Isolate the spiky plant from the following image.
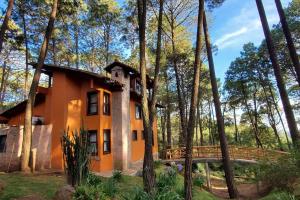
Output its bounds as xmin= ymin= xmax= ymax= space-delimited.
xmin=61 ymin=128 xmax=90 ymax=186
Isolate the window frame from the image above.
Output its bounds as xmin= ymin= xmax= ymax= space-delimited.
xmin=132 ymin=130 xmax=138 ymax=141
xmin=103 ymin=92 xmax=111 ymax=116
xmin=141 ymin=130 xmax=145 ymax=140
xmin=87 ymin=91 xmax=99 ymax=115
xmin=135 ymin=104 xmax=142 ymax=119
xmin=88 ymin=130 xmax=98 ymax=156
xmin=103 ymin=129 xmax=111 ymax=154
xmin=0 ymin=135 xmax=7 ymax=153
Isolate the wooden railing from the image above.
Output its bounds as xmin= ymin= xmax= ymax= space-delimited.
xmin=163 ymin=146 xmax=288 ymax=162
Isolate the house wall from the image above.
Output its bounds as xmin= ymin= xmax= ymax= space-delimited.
xmin=130 ymin=100 xmax=158 ymax=163
xmin=0 ymin=125 xmax=52 ymax=172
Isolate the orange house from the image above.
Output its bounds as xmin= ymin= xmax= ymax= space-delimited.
xmin=0 ymin=61 xmax=159 ymax=172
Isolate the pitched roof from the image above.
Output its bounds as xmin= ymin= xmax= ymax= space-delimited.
xmin=0 ymin=93 xmax=46 ymax=119
xmin=30 ymin=63 xmax=123 ymax=91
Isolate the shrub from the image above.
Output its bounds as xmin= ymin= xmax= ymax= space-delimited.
xmin=73 ymin=185 xmax=107 ymax=200
xmin=112 ymin=170 xmax=123 ymax=182
xmin=102 ymin=178 xmax=117 ymax=198
xmin=154 ymin=160 xmax=162 ymax=169
xmin=155 ymin=187 xmax=183 ymax=200
xmin=122 ymin=187 xmax=152 ymax=200
xmin=254 ymin=151 xmax=300 ymax=191
xmin=193 ymin=175 xmax=205 ymax=188
xmin=263 ymin=191 xmax=296 ymax=200
xmin=61 ymin=128 xmax=90 ymax=186
xmin=156 ymin=167 xmax=177 ymax=190
xmin=86 ymin=173 xmax=102 ymax=186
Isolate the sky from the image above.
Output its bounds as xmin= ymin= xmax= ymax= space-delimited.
xmin=208 ymin=0 xmax=292 ymax=83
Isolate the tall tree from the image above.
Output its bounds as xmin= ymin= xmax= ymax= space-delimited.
xmin=21 ymin=0 xmax=60 ymax=171
xmin=274 ymin=0 xmax=300 ymax=87
xmin=255 ymin=0 xmax=300 ymax=148
xmin=184 ymin=0 xmax=204 ymax=199
xmin=203 ymin=11 xmax=238 ymax=198
xmin=137 ymin=0 xmax=164 ymax=193
xmin=0 ymin=0 xmax=14 ymax=53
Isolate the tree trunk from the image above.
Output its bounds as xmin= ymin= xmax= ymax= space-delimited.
xmin=203 ymin=11 xmax=238 ymax=199
xmin=233 ymin=107 xmax=239 ymax=144
xmin=0 ymin=0 xmax=14 ymax=53
xmin=199 ymin=100 xmax=204 ymax=146
xmin=166 ymin=72 xmax=172 ymax=148
xmin=184 ymin=1 xmax=204 ymax=199
xmin=161 ymin=110 xmax=166 ymax=151
xmin=274 ymin=0 xmax=300 ymax=87
xmin=256 ymin=0 xmax=300 ymax=148
xmin=137 ymin=0 xmax=157 ymax=193
xmin=21 ymin=0 xmax=60 ymax=172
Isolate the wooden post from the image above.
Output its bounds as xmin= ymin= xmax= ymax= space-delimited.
xmin=205 ymin=162 xmax=211 ymax=191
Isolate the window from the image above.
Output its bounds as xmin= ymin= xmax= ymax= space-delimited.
xmin=87 ymin=91 xmax=98 ymax=115
xmin=135 ymin=104 xmax=142 ymax=119
xmin=88 ymin=130 xmax=98 ymax=156
xmin=132 ymin=130 xmax=138 ymax=141
xmin=0 ymin=135 xmax=7 ymax=153
xmin=103 ymin=129 xmax=111 ymax=154
xmin=141 ymin=131 xmax=145 ymax=140
xmin=103 ymin=92 xmax=110 ymax=115
xmin=135 ymin=79 xmax=141 ymax=94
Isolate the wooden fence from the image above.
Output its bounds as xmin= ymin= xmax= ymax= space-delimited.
xmin=163 ymin=146 xmax=288 ymax=162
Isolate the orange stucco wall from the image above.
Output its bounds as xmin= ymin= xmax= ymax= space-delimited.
xmin=6 ymin=70 xmax=158 ymax=172
xmin=130 ymin=100 xmax=158 ymax=162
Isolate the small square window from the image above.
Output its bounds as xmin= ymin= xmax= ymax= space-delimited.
xmin=132 ymin=130 xmax=138 ymax=141
xmin=135 ymin=104 xmax=142 ymax=119
xmin=88 ymin=130 xmax=98 ymax=156
xmin=103 ymin=129 xmax=111 ymax=154
xmin=0 ymin=135 xmax=7 ymax=153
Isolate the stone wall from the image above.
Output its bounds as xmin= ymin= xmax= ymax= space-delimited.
xmin=0 ymin=125 xmax=52 ymax=172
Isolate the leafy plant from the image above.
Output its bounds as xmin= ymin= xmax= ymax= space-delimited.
xmin=156 ymin=167 xmax=177 ymax=190
xmin=86 ymin=173 xmax=102 ymax=186
xmin=102 ymin=178 xmax=117 ymax=198
xmin=73 ymin=185 xmax=107 ymax=200
xmin=112 ymin=170 xmax=123 ymax=182
xmin=193 ymin=175 xmax=205 ymax=187
xmin=61 ymin=128 xmax=91 ymax=186
xmin=122 ymin=187 xmax=152 ymax=200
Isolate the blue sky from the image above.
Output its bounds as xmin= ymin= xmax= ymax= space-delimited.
xmin=208 ymin=0 xmax=292 ymax=83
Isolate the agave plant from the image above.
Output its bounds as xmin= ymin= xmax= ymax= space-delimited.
xmin=61 ymin=127 xmax=90 ymax=186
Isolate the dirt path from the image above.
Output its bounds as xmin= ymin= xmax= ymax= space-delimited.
xmin=209 ymin=178 xmax=271 ymax=199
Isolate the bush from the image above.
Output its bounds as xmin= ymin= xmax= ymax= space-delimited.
xmin=86 ymin=173 xmax=102 ymax=186
xmin=254 ymin=151 xmax=300 ymax=191
xmin=262 ymin=190 xmax=296 ymax=200
xmin=112 ymin=170 xmax=122 ymax=182
xmin=156 ymin=167 xmax=177 ymax=190
xmin=193 ymin=175 xmax=205 ymax=188
xmin=102 ymin=178 xmax=117 ymax=198
xmin=122 ymin=187 xmax=152 ymax=200
xmin=154 ymin=160 xmax=162 ymax=169
xmin=73 ymin=185 xmax=107 ymax=200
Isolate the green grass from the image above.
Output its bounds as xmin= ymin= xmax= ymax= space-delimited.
xmin=0 ymin=169 xmax=218 ymax=200
xmin=0 ymin=172 xmax=66 ymax=200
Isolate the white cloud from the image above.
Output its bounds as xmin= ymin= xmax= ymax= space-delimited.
xmin=212 ymin=0 xmax=291 ymax=50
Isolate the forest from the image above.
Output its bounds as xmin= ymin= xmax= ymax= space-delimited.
xmin=0 ymin=0 xmax=300 ymax=199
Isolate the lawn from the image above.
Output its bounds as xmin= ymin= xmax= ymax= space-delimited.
xmin=0 ymin=170 xmax=218 ymax=200
xmin=0 ymin=172 xmax=66 ymax=200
